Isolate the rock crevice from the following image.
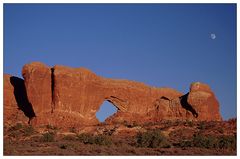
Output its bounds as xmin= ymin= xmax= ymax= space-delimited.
xmin=51 ymin=67 xmax=55 ymax=113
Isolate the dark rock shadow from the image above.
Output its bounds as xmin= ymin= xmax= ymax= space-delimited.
xmin=180 ymin=93 xmax=198 ymax=118
xmin=10 ymin=76 xmax=36 ymax=122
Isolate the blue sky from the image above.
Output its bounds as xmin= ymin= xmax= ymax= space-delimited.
xmin=4 ymin=4 xmax=236 ymax=121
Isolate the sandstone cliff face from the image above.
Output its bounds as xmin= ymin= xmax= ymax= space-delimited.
xmin=52 ymin=65 xmax=183 ymax=125
xmin=4 ymin=62 xmax=222 ymax=127
xmin=187 ymin=82 xmax=222 ymax=121
xmin=3 ymin=74 xmax=34 ymax=125
xmin=22 ymin=62 xmax=52 ymax=116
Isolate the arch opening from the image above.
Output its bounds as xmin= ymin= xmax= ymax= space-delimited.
xmin=96 ymin=101 xmax=118 ymax=122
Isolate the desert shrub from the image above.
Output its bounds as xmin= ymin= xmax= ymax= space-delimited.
xmin=123 ymin=120 xmax=139 ymax=128
xmin=8 ymin=123 xmax=35 ymax=138
xmin=123 ymin=120 xmax=128 ymax=126
xmin=94 ymin=135 xmax=112 ymax=146
xmin=143 ymin=122 xmax=154 ymax=127
xmin=69 ymin=127 xmax=77 ymax=133
xmin=227 ymin=118 xmax=236 ymax=124
xmin=46 ymin=124 xmax=57 ymax=130
xmin=41 ymin=132 xmax=55 ymax=142
xmin=77 ymin=133 xmax=95 ymax=144
xmin=77 ymin=133 xmax=112 ymax=146
xmin=217 ymin=127 xmax=224 ymax=134
xmin=59 ymin=144 xmax=67 ymax=149
xmin=125 ymin=121 xmax=138 ymax=128
xmin=132 ymin=121 xmax=139 ymax=127
xmin=164 ymin=120 xmax=173 ymax=126
xmin=122 ymin=120 xmax=139 ymax=128
xmin=103 ymin=127 xmax=116 ymax=136
xmin=179 ymin=140 xmax=193 ymax=148
xmin=177 ymin=134 xmax=214 ymax=148
xmin=8 ymin=123 xmax=23 ymax=131
xmin=136 ymin=130 xmax=171 ymax=148
xmin=8 ymin=131 xmax=19 ymax=138
xmin=8 ymin=123 xmax=23 ymax=138
xmin=23 ymin=125 xmax=35 ymax=136
xmin=192 ymin=134 xmax=218 ymax=149
xmin=218 ymin=136 xmax=236 ymax=150
xmin=198 ymin=122 xmax=206 ymax=130
xmin=182 ymin=134 xmax=237 ymax=150
xmin=186 ymin=120 xmax=193 ymax=127
xmin=193 ymin=135 xmax=236 ymax=150
xmin=63 ymin=135 xmax=76 ymax=141
xmin=174 ymin=120 xmax=182 ymax=126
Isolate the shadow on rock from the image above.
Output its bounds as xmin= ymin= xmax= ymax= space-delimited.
xmin=180 ymin=93 xmax=198 ymax=118
xmin=10 ymin=76 xmax=36 ymax=123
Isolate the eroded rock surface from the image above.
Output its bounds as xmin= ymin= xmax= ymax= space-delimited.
xmin=51 ymin=65 xmax=184 ymax=125
xmin=22 ymin=62 xmax=52 ymax=117
xmin=4 ymin=62 xmax=222 ymax=128
xmin=3 ymin=74 xmax=34 ymax=125
xmin=187 ymin=82 xmax=222 ymax=121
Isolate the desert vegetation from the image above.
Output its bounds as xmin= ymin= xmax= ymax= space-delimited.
xmin=136 ymin=130 xmax=171 ymax=148
xmin=4 ymin=119 xmax=236 ymax=155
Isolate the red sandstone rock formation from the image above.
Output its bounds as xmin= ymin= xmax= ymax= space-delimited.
xmin=3 ymin=74 xmax=32 ymax=125
xmin=22 ymin=62 xmax=52 ymax=118
xmin=187 ymin=82 xmax=222 ymax=121
xmin=3 ymin=62 xmax=222 ymax=127
xmin=52 ymin=65 xmax=183 ymax=125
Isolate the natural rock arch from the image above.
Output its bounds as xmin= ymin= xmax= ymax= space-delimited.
xmin=96 ymin=100 xmax=118 ymax=122
xmin=3 ymin=62 xmax=222 ymax=127
xmin=105 ymin=96 xmax=126 ymax=112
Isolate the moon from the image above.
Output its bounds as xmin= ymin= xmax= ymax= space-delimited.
xmin=210 ymin=33 xmax=216 ymax=39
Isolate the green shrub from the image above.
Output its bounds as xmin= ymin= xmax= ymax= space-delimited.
xmin=181 ymin=134 xmax=237 ymax=150
xmin=218 ymin=136 xmax=236 ymax=150
xmin=193 ymin=135 xmax=236 ymax=150
xmin=63 ymin=135 xmax=76 ymax=141
xmin=174 ymin=120 xmax=182 ymax=126
xmin=77 ymin=133 xmax=112 ymax=146
xmin=23 ymin=125 xmax=35 ymax=136
xmin=94 ymin=135 xmax=112 ymax=146
xmin=41 ymin=132 xmax=55 ymax=142
xmin=164 ymin=120 xmax=173 ymax=126
xmin=8 ymin=123 xmax=35 ymax=138
xmin=136 ymin=130 xmax=171 ymax=148
xmin=77 ymin=133 xmax=94 ymax=144
xmin=198 ymin=122 xmax=206 ymax=130
xmin=9 ymin=130 xmax=20 ymax=138
xmin=186 ymin=120 xmax=193 ymax=127
xmin=179 ymin=140 xmax=193 ymax=147
xmin=8 ymin=123 xmax=23 ymax=138
xmin=8 ymin=123 xmax=23 ymax=131
xmin=192 ymin=134 xmax=218 ymax=148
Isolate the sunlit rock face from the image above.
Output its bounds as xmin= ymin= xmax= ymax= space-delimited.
xmin=187 ymin=82 xmax=222 ymax=121
xmin=4 ymin=62 xmax=222 ymax=128
xmin=22 ymin=62 xmax=52 ymax=115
